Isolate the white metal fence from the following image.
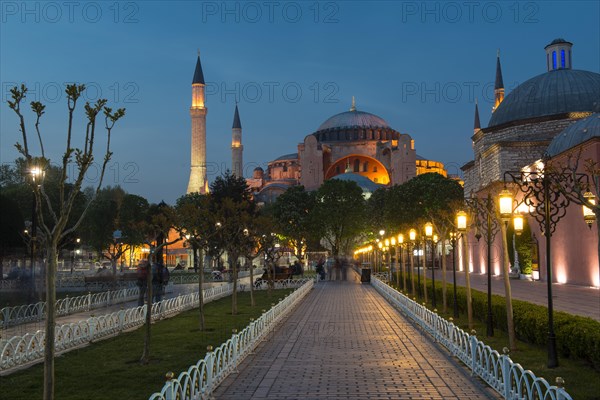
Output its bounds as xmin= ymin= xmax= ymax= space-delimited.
xmin=0 ymin=285 xmax=178 ymax=330
xmin=371 ymin=277 xmax=573 ymax=400
xmin=0 ymin=284 xmax=232 ymax=372
xmin=148 ymin=279 xmax=314 ymax=400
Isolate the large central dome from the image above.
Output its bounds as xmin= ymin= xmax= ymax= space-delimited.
xmin=317 ymin=110 xmax=390 ymax=131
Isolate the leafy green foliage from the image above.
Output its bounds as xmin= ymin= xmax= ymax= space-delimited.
xmin=272 ymin=185 xmax=318 ymax=258
xmin=314 ymin=179 xmax=366 ymax=256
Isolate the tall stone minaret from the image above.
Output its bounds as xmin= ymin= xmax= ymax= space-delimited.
xmin=492 ymin=50 xmax=504 ymax=112
xmin=187 ymin=54 xmax=209 ymax=194
xmin=474 ymin=98 xmax=481 ymax=134
xmin=231 ymin=104 xmax=243 ymax=178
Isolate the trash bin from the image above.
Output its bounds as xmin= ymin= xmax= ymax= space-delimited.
xmin=361 ymin=268 xmax=371 ymax=283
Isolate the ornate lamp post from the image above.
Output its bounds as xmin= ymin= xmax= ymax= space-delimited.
xmin=449 ymin=231 xmax=459 ymax=318
xmin=424 ymin=222 xmax=434 ymax=307
xmin=465 ymin=193 xmax=498 ymax=337
xmin=502 ymin=163 xmax=593 ymax=368
xmin=398 ymin=233 xmax=406 ymax=291
xmin=409 ymin=229 xmax=417 ymax=296
xmin=391 ymin=236 xmax=398 ymax=287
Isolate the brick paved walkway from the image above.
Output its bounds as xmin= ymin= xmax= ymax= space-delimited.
xmin=213 ymin=276 xmax=499 ymax=399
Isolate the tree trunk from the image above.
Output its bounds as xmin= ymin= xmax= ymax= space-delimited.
xmin=249 ymin=258 xmax=255 ymax=307
xmin=441 ymin=239 xmax=448 ymax=313
xmin=462 ymin=235 xmax=474 ymax=330
xmin=231 ymin=253 xmax=238 ymax=315
xmin=197 ymin=246 xmax=205 ymax=331
xmin=43 ymin=241 xmax=58 ymax=400
xmin=140 ymin=251 xmax=153 ymax=364
xmin=500 ymin=222 xmax=517 ymax=350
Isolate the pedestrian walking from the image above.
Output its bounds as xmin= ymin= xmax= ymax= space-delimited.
xmin=136 ymin=260 xmax=148 ymax=306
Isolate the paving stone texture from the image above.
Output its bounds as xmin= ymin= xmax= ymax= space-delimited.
xmin=213 ymin=275 xmax=500 ymax=400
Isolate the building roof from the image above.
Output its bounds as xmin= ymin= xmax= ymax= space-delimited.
xmin=192 ymin=55 xmax=205 ymax=84
xmin=488 ymin=69 xmax=600 ymax=128
xmin=546 ymin=38 xmax=573 ymax=48
xmin=317 ymin=110 xmax=390 ymax=131
xmin=331 ymin=172 xmax=383 ymax=193
xmin=232 ymin=104 xmax=241 ymax=129
xmin=273 ymin=152 xmax=298 ymax=161
xmin=495 ymin=53 xmax=504 ymax=90
xmin=546 ymin=113 xmax=600 ymax=157
xmin=474 ymin=101 xmax=481 ymax=130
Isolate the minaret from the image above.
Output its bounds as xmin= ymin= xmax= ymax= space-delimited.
xmin=187 ymin=53 xmax=209 ymax=194
xmin=474 ymin=98 xmax=481 ymax=134
xmin=492 ymin=50 xmax=504 ymax=112
xmin=231 ymin=104 xmax=243 ymax=178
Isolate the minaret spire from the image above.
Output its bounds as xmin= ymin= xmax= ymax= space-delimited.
xmin=231 ymin=104 xmax=243 ymax=178
xmin=350 ymin=96 xmax=356 ymax=112
xmin=474 ymin=98 xmax=481 ymax=132
xmin=493 ymin=50 xmax=505 ymax=112
xmin=192 ymin=54 xmax=205 ymax=85
xmin=188 ymin=52 xmax=208 ymax=194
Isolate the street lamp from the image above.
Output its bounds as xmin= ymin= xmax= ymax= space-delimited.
xmin=583 ymin=191 xmax=596 ymax=228
xmin=465 ymin=194 xmax=498 ymax=337
xmin=424 ymin=222 xmax=434 ymax=307
xmin=502 ymin=162 xmax=591 ymax=368
xmin=398 ymin=233 xmax=406 ymax=290
xmin=409 ymin=228 xmax=417 ymax=297
xmin=449 ymin=230 xmax=459 ymax=318
xmin=391 ymin=236 xmax=398 ymax=286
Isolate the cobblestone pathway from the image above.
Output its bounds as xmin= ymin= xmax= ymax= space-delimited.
xmin=213 ymin=277 xmax=499 ymax=399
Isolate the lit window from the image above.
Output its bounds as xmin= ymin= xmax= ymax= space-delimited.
xmin=552 ymin=51 xmax=557 ymax=69
xmin=560 ymin=50 xmax=565 ymax=68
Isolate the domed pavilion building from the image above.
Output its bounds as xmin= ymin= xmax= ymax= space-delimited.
xmin=462 ymin=38 xmax=600 ymax=287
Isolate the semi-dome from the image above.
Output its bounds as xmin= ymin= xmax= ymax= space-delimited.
xmin=488 ymin=69 xmax=600 ymax=128
xmin=317 ymin=110 xmax=390 ymax=131
xmin=546 ymin=113 xmax=600 ymax=157
xmin=331 ymin=172 xmax=383 ymax=193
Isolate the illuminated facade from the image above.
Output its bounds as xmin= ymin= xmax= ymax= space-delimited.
xmin=251 ymin=98 xmax=448 ymax=202
xmin=462 ymin=38 xmax=600 ymax=287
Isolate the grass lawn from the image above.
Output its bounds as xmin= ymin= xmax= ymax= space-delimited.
xmin=0 ymin=289 xmax=294 ymax=400
xmin=394 ymin=285 xmax=600 ymax=400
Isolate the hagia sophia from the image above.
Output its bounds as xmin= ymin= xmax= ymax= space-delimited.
xmin=185 ymin=38 xmax=600 ymax=288
xmin=187 ymin=57 xmax=449 ymax=202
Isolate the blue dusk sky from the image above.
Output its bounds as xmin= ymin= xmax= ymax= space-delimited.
xmin=1 ymin=1 xmax=599 ymax=204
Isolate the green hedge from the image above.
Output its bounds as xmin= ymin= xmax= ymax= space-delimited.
xmin=391 ymin=271 xmax=600 ymax=370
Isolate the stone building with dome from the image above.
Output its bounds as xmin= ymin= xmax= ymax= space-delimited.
xmin=462 ymin=38 xmax=600 ymax=287
xmin=249 ymin=97 xmax=438 ymax=202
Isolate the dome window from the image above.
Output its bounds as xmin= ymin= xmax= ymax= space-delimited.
xmin=561 ymin=50 xmax=566 ymax=69
xmin=552 ymin=51 xmax=557 ymax=70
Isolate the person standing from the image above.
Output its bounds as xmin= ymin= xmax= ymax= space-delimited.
xmin=136 ymin=260 xmax=148 ymax=306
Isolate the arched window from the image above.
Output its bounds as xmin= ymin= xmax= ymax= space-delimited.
xmin=363 ymin=162 xmax=368 ymax=172
xmin=560 ymin=50 xmax=566 ymax=68
xmin=552 ymin=51 xmax=557 ymax=70
xmin=353 ymin=159 xmax=360 ymax=172
xmin=373 ymin=166 xmax=378 ymax=172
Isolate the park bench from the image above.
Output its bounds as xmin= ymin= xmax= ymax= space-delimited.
xmin=254 ymin=268 xmax=293 ymax=288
